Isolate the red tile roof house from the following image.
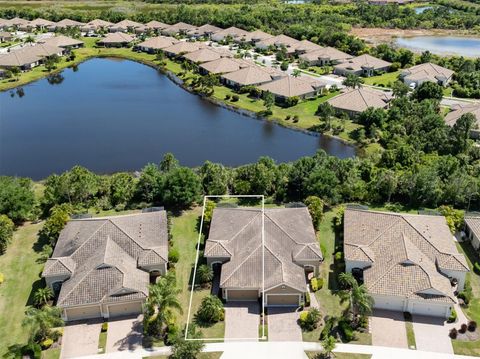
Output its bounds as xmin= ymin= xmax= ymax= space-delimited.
xmin=204 ymin=207 xmax=322 ymax=307
xmin=42 ymin=212 xmax=168 ymax=321
xmin=344 ymin=209 xmax=469 ymax=318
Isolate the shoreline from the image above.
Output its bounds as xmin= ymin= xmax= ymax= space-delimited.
xmin=1 ymin=51 xmax=359 ymax=154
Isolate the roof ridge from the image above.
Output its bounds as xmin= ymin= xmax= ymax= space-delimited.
xmin=223 ymin=210 xmax=262 ymax=245
xmin=220 ymin=243 xmax=263 ymax=286
xmin=264 ymin=211 xmax=302 ymax=246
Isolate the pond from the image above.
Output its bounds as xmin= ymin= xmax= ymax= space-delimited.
xmin=0 ymin=58 xmax=356 ymax=180
xmin=395 ymin=36 xmax=480 ymax=57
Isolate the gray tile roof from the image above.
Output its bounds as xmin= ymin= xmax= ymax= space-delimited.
xmin=205 ymin=207 xmax=322 ymax=292
xmin=328 ymin=87 xmax=392 ymax=113
xmin=99 ymin=32 xmax=134 ymax=44
xmin=444 ymin=103 xmax=480 ymax=129
xmin=0 ymin=43 xmax=63 ymax=67
xmin=334 ymin=54 xmax=391 ymax=72
xmin=402 ymin=62 xmax=454 ymax=84
xmin=43 ymin=212 xmax=168 ymax=308
xmin=138 ymin=36 xmax=178 ymax=50
xmin=466 ymin=217 xmax=480 ymax=240
xmin=39 ymin=35 xmax=84 ymax=48
xmin=258 ymin=75 xmax=324 ymax=98
xmin=344 ymin=209 xmax=469 ymax=304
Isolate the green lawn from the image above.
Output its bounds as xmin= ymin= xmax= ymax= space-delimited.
xmin=170 ymin=208 xmax=224 ymax=340
xmin=41 ymin=347 xmax=61 ymax=359
xmin=405 ymin=321 xmax=416 ymax=349
xmin=0 ymin=222 xmax=45 ymax=356
xmin=98 ymin=331 xmax=107 ymax=354
xmin=452 ymin=241 xmax=480 ymax=356
xmin=363 ymin=71 xmax=401 ymax=87
xmin=306 ymin=352 xmax=372 ymax=359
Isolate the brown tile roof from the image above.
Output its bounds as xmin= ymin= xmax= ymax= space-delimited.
xmin=0 ymin=43 xmax=63 ymax=67
xmin=43 ymin=212 xmax=168 ymax=308
xmin=187 ymin=24 xmax=222 ymax=37
xmin=99 ymin=32 xmax=134 ymax=44
xmin=295 ymin=39 xmax=323 ymax=53
xmin=8 ymin=17 xmax=30 ymax=27
xmin=163 ymin=41 xmax=205 ymax=55
xmin=86 ymin=19 xmax=113 ymax=28
xmin=256 ymin=34 xmax=300 ymax=50
xmin=114 ymin=19 xmax=143 ymax=29
xmin=138 ymin=36 xmax=178 ymax=50
xmin=183 ymin=47 xmax=229 ymax=63
xmin=211 ymin=26 xmax=249 ymax=42
xmin=243 ymin=30 xmax=273 ymax=43
xmin=258 ymin=75 xmax=323 ymax=98
xmin=402 ymin=62 xmax=454 ymax=84
xmin=299 ymin=46 xmax=352 ymax=63
xmin=328 ymin=87 xmax=392 ymax=113
xmin=39 ymin=35 xmax=84 ymax=48
xmin=55 ymin=18 xmax=85 ymax=28
xmin=205 ymin=207 xmax=322 ymax=292
xmin=344 ymin=209 xmax=469 ymax=303
xmin=444 ymin=103 xmax=480 ymax=129
xmin=29 ymin=18 xmax=54 ymax=27
xmin=199 ymin=57 xmax=252 ymax=74
xmin=466 ymin=217 xmax=480 ymax=240
xmin=162 ymin=22 xmax=195 ymax=35
xmin=334 ymin=54 xmax=391 ymax=73
xmin=221 ymin=65 xmax=281 ymax=86
xmin=145 ymin=20 xmax=169 ymax=30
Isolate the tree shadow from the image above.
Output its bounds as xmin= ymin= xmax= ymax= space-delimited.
xmin=26 ymin=277 xmax=44 ymax=307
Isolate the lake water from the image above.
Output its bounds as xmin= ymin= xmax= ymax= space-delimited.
xmin=395 ymin=36 xmax=480 ymax=57
xmin=0 ymin=58 xmax=355 ymax=180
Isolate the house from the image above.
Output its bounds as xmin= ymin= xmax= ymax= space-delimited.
xmin=81 ymin=19 xmax=113 ymax=35
xmin=204 ymin=207 xmax=322 ymax=306
xmin=39 ymin=35 xmax=84 ymax=50
xmin=211 ymin=26 xmax=249 ymax=43
xmin=0 ymin=18 xmax=10 ymax=30
xmin=98 ymin=32 xmax=134 ymax=47
xmin=183 ymin=47 xmax=231 ymax=64
xmin=299 ymin=47 xmax=352 ymax=66
xmin=187 ymin=24 xmax=222 ymax=39
xmin=144 ymin=20 xmax=169 ymax=33
xmin=162 ymin=41 xmax=205 ymax=57
xmin=294 ymin=39 xmax=322 ymax=55
xmin=255 ymin=34 xmax=300 ymax=54
xmin=0 ymin=31 xmax=13 ymax=43
xmin=327 ymin=87 xmax=392 ymax=116
xmin=199 ymin=57 xmax=252 ymax=75
xmin=401 ymin=62 xmax=454 ymax=87
xmin=110 ymin=19 xmax=143 ymax=33
xmin=42 ymin=212 xmax=168 ymax=321
xmin=465 ymin=217 xmax=480 ymax=250
xmin=258 ymin=75 xmax=324 ymax=101
xmin=8 ymin=17 xmax=29 ymax=30
xmin=334 ymin=54 xmax=391 ymax=77
xmin=243 ymin=30 xmax=273 ymax=43
xmin=0 ymin=43 xmax=63 ymax=70
xmin=137 ymin=36 xmax=178 ymax=53
xmin=344 ymin=209 xmax=469 ymax=318
xmin=53 ymin=19 xmax=85 ymax=30
xmin=28 ymin=18 xmax=55 ymax=30
xmin=444 ymin=103 xmax=480 ymax=139
xmin=221 ymin=65 xmax=285 ymax=88
xmin=161 ymin=22 xmax=195 ymax=36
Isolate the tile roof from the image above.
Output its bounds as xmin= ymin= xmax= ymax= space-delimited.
xmin=39 ymin=35 xmax=84 ymax=48
xmin=0 ymin=43 xmax=62 ymax=67
xmin=294 ymin=39 xmax=323 ymax=53
xmin=402 ymin=62 xmax=454 ymax=84
xmin=187 ymin=24 xmax=222 ymax=37
xmin=162 ymin=22 xmax=195 ymax=35
xmin=43 ymin=212 xmax=168 ymax=308
xmin=86 ymin=19 xmax=113 ymax=28
xmin=163 ymin=41 xmax=205 ymax=55
xmin=99 ymin=32 xmax=134 ymax=44
xmin=344 ymin=209 xmax=469 ymax=304
xmin=199 ymin=57 xmax=252 ymax=74
xmin=256 ymin=34 xmax=300 ymax=50
xmin=55 ymin=18 xmax=85 ymax=28
xmin=29 ymin=18 xmax=54 ymax=27
xmin=221 ymin=65 xmax=282 ymax=86
xmin=466 ymin=217 xmax=480 ymax=240
xmin=205 ymin=207 xmax=322 ymax=292
xmin=299 ymin=46 xmax=352 ymax=63
xmin=183 ymin=47 xmax=229 ymax=63
xmin=114 ymin=19 xmax=143 ymax=29
xmin=138 ymin=36 xmax=178 ymax=50
xmin=243 ymin=30 xmax=273 ymax=43
xmin=334 ymin=54 xmax=391 ymax=72
xmin=444 ymin=103 xmax=480 ymax=129
xmin=328 ymin=87 xmax=392 ymax=113
xmin=145 ymin=20 xmax=169 ymax=30
xmin=211 ymin=26 xmax=249 ymax=42
xmin=258 ymin=75 xmax=324 ymax=98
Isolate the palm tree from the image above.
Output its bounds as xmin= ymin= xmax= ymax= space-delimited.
xmin=22 ymin=305 xmax=63 ymax=342
xmin=292 ymin=69 xmax=301 ymax=77
xmin=338 ymin=272 xmax=356 ymax=290
xmin=145 ymin=271 xmax=182 ymax=336
xmin=33 ymin=287 xmax=54 ymax=307
xmin=338 ymin=273 xmax=373 ymax=326
xmin=322 ymin=335 xmax=336 ymax=358
xmin=342 ymin=74 xmax=364 ymax=89
xmin=197 ymin=264 xmax=213 ymax=286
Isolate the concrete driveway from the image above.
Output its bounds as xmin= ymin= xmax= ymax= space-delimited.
xmin=106 ymin=315 xmax=143 ymax=352
xmin=267 ymin=307 xmax=302 ymax=342
xmin=370 ymin=310 xmax=408 ymax=348
xmin=412 ymin=315 xmax=453 ymax=354
xmin=224 ymin=302 xmax=259 ymax=340
xmin=61 ymin=320 xmax=102 ymax=358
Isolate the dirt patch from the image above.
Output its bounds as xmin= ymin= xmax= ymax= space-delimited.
xmin=349 ymin=27 xmax=476 ymax=45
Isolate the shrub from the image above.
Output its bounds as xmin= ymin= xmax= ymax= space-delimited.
xmin=317 ymin=278 xmax=324 ymax=290
xmin=474 ymin=262 xmax=480 ymax=275
xmin=335 ymin=252 xmax=343 ymax=262
xmin=468 ymin=321 xmax=477 ymax=332
xmin=339 ymin=320 xmax=354 ymax=341
xmin=101 ymin=322 xmax=108 ymax=332
xmin=168 ymin=248 xmax=180 ymax=263
xmin=293 ymin=115 xmax=299 ymax=123
xmin=449 ymin=328 xmax=458 ymax=339
xmin=448 ymin=309 xmax=457 ymax=323
xmin=231 ymin=95 xmax=239 ymax=102
xmin=280 ymin=61 xmax=289 ymax=71
xmin=195 ymin=295 xmax=224 ymax=324
xmin=225 ymin=94 xmax=231 ymax=100
xmin=305 ymin=291 xmax=311 ymax=307
xmin=358 ymin=315 xmax=368 ymax=329
xmin=0 ymin=272 xmax=4 ymax=285
xmin=458 ymin=280 xmax=473 ymax=305
xmin=321 ymin=316 xmax=337 ymax=340
xmin=299 ymin=308 xmax=321 ymax=331
xmin=165 ymin=323 xmax=180 ymax=346
xmin=285 ymin=96 xmax=299 ymax=107
xmin=459 ymin=323 xmax=468 ymax=334
xmin=40 ymin=338 xmax=53 ymax=350
xmin=285 ymin=115 xmax=291 ymax=121
xmin=197 ymin=264 xmax=214 ymax=285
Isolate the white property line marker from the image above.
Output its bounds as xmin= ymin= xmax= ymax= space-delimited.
xmin=185 ymin=194 xmax=266 ymax=341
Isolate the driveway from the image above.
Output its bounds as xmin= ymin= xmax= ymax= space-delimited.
xmin=267 ymin=307 xmax=302 ymax=342
xmin=224 ymin=302 xmax=260 ymax=340
xmin=61 ymin=320 xmax=102 ymax=358
xmin=370 ymin=310 xmax=408 ymax=348
xmin=106 ymin=315 xmax=143 ymax=352
xmin=412 ymin=315 xmax=453 ymax=354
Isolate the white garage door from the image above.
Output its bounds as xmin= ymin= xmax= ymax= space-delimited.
xmin=108 ymin=302 xmax=143 ymax=318
xmin=373 ymin=296 xmax=405 ymax=311
xmin=412 ymin=302 xmax=448 ymax=317
xmin=66 ymin=306 xmax=102 ymax=321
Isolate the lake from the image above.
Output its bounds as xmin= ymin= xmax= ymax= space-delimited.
xmin=0 ymin=58 xmax=355 ymax=180
xmin=395 ymin=36 xmax=480 ymax=57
